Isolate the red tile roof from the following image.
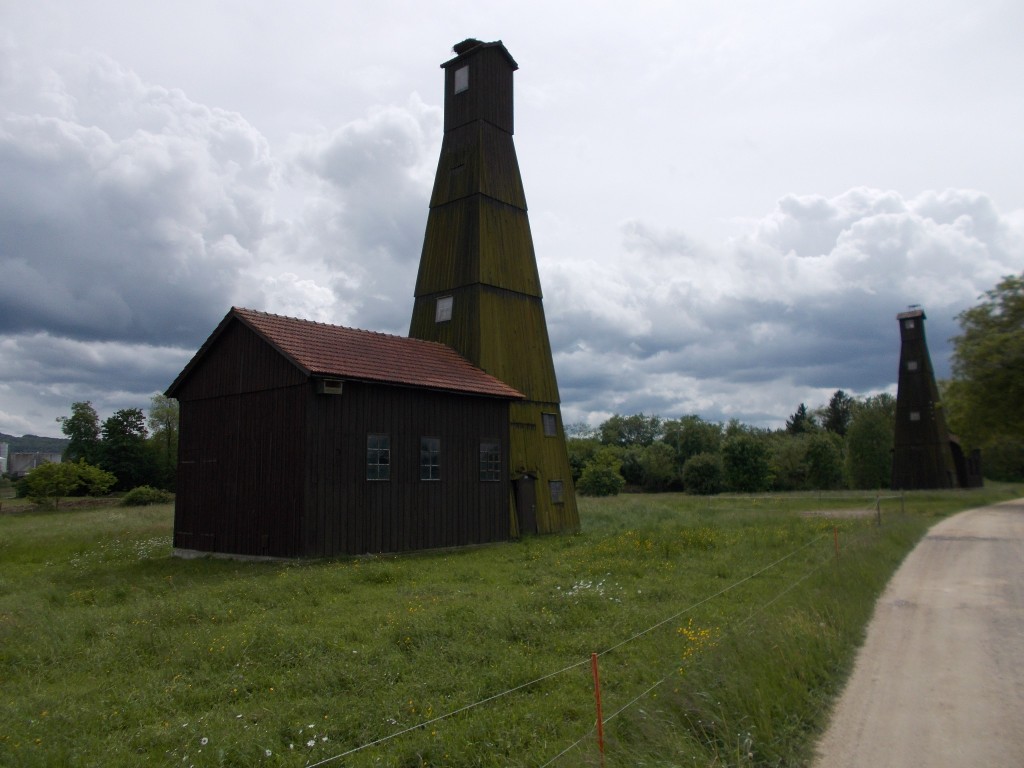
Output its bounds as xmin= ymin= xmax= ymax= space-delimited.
xmin=217 ymin=307 xmax=523 ymax=399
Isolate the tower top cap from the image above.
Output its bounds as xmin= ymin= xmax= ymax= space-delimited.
xmin=442 ymin=39 xmax=518 ymax=70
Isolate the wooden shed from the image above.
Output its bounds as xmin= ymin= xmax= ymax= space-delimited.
xmin=166 ymin=307 xmax=523 ymax=558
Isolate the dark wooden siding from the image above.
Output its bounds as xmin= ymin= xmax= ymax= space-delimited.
xmin=175 ymin=385 xmax=307 ymax=557
xmin=306 ymin=382 xmax=511 ymax=556
xmin=173 ymin=319 xmax=308 ymax=557
xmin=172 ymin=319 xmax=307 ymax=400
xmin=443 ymin=45 xmax=514 ymax=134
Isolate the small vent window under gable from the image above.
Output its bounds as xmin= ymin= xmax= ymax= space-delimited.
xmin=454 ymin=66 xmax=469 ymax=94
xmin=907 ymin=360 xmax=919 ymax=371
xmin=436 ymin=296 xmax=453 ymax=323
xmin=904 ymin=318 xmax=916 ymax=329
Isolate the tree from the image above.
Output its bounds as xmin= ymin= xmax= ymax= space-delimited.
xmin=785 ymin=403 xmax=817 ymax=434
xmin=681 ymin=452 xmax=723 ymax=495
xmin=769 ymin=434 xmax=809 ymax=491
xmin=566 ymin=437 xmax=600 ymax=482
xmin=661 ymin=415 xmax=723 ymax=467
xmin=946 ymin=272 xmax=1024 ymax=479
xmin=577 ymin=448 xmax=626 ymax=496
xmin=721 ymin=433 xmax=772 ymax=492
xmin=598 ymin=413 xmax=663 ymax=447
xmin=638 ymin=441 xmax=678 ymax=491
xmin=58 ymin=401 xmax=101 ymax=464
xmin=147 ymin=394 xmax=179 ymax=490
xmin=100 ymin=408 xmax=155 ymax=491
xmin=821 ymin=390 xmax=855 ymax=436
xmin=804 ymin=432 xmax=845 ymax=490
xmin=845 ymin=394 xmax=895 ymax=489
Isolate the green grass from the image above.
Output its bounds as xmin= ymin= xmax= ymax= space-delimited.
xmin=1 ymin=486 xmax=1019 ymax=767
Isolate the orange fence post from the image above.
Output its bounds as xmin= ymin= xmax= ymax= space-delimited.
xmin=591 ymin=652 xmax=606 ymax=766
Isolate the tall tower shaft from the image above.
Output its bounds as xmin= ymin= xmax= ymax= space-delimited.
xmin=891 ymin=308 xmax=959 ymax=489
xmin=409 ymin=40 xmax=578 ymax=534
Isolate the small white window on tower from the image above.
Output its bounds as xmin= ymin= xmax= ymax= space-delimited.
xmin=454 ymin=66 xmax=469 ymax=94
xmin=904 ymin=319 xmax=916 ymax=329
xmin=909 ymin=411 xmax=921 ymax=422
xmin=435 ymin=295 xmax=453 ymax=323
xmin=907 ymin=360 xmax=919 ymax=371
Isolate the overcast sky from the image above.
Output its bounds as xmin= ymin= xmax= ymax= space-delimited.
xmin=2 ymin=1 xmax=1022 ymax=438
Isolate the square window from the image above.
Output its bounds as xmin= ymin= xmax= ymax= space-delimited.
xmin=904 ymin=319 xmax=915 ymax=329
xmin=480 ymin=440 xmax=501 ymax=482
xmin=549 ymin=480 xmax=564 ymax=504
xmin=454 ymin=66 xmax=469 ymax=94
xmin=542 ymin=413 xmax=558 ymax=437
xmin=420 ymin=437 xmax=441 ymax=481
xmin=909 ymin=411 xmax=921 ymax=422
xmin=367 ymin=434 xmax=390 ymax=480
xmin=435 ymin=296 xmax=453 ymax=323
xmin=907 ymin=360 xmax=919 ymax=371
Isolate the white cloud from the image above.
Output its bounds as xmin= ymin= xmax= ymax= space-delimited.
xmin=548 ymin=187 xmax=1023 ymax=428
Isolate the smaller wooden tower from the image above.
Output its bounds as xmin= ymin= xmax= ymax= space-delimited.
xmin=891 ymin=308 xmax=959 ymax=489
xmin=409 ymin=40 xmax=578 ymax=535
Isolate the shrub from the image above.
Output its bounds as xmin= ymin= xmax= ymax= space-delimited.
xmin=577 ymin=449 xmax=627 ymax=496
xmin=681 ymin=452 xmax=724 ymax=495
xmin=121 ymin=485 xmax=173 ymax=507
xmin=22 ymin=460 xmax=116 ymax=508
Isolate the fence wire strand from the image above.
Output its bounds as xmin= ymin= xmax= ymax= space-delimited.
xmin=309 ymin=531 xmax=830 ymax=767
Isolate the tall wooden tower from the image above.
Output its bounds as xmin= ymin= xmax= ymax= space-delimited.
xmin=409 ymin=39 xmax=579 ymax=534
xmin=891 ymin=308 xmax=959 ymax=489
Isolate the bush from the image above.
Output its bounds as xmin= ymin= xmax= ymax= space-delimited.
xmin=577 ymin=449 xmax=627 ymax=496
xmin=681 ymin=452 xmax=724 ymax=495
xmin=21 ymin=460 xmax=116 ymax=508
xmin=120 ymin=485 xmax=174 ymax=507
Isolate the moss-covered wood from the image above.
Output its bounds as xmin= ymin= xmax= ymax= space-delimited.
xmin=409 ymin=40 xmax=579 ymax=534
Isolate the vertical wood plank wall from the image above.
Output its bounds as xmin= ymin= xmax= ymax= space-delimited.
xmin=173 ymin=320 xmax=513 ymax=558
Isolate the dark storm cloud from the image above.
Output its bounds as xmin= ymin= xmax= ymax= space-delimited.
xmin=0 ymin=52 xmax=273 ymax=347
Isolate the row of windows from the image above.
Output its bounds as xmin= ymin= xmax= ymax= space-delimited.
xmin=367 ymin=435 xmax=502 ymax=482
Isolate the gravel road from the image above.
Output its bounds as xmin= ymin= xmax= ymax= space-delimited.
xmin=812 ymin=498 xmax=1024 ymax=767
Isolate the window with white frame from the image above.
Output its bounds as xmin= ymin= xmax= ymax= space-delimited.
xmin=549 ymin=480 xmax=565 ymax=504
xmin=480 ymin=440 xmax=501 ymax=481
xmin=420 ymin=437 xmax=441 ymax=480
xmin=367 ymin=434 xmax=390 ymax=480
xmin=435 ymin=296 xmax=453 ymax=323
xmin=454 ymin=66 xmax=469 ymax=94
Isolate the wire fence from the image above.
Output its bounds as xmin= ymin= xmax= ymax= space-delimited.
xmin=307 ymin=529 xmax=837 ymax=767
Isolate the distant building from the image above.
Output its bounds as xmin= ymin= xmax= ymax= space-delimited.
xmin=891 ymin=308 xmax=982 ymax=489
xmin=0 ymin=442 xmax=7 ymax=475
xmin=7 ymin=452 xmax=62 ymax=479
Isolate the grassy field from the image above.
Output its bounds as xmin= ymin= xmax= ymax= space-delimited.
xmin=1 ymin=486 xmax=1019 ymax=767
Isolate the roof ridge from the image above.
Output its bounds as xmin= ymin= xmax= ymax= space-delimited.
xmin=232 ymin=306 xmax=474 ymax=355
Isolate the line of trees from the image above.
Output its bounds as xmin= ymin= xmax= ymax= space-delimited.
xmin=56 ymin=394 xmax=179 ymax=492
xmin=568 ymin=391 xmax=897 ymax=496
